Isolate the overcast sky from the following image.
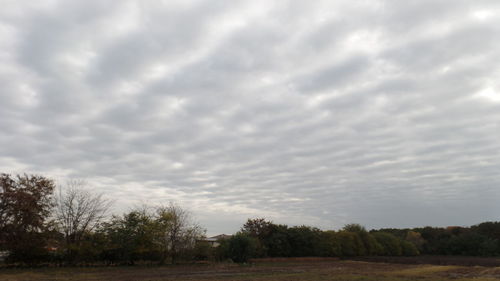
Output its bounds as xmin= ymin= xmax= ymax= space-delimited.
xmin=1 ymin=0 xmax=500 ymax=235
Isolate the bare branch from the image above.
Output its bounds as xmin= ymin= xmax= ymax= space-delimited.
xmin=54 ymin=180 xmax=113 ymax=246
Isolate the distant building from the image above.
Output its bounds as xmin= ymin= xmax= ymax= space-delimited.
xmin=199 ymin=234 xmax=232 ymax=247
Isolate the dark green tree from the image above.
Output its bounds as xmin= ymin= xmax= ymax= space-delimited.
xmin=226 ymin=232 xmax=257 ymax=263
xmin=101 ymin=209 xmax=160 ymax=264
xmin=372 ymin=232 xmax=402 ymax=256
xmin=263 ymin=224 xmax=292 ymax=257
xmin=337 ymin=231 xmax=364 ymax=256
xmin=343 ymin=224 xmax=380 ymax=255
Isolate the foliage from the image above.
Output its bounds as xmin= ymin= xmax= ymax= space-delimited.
xmin=405 ymin=231 xmax=425 ymax=252
xmin=287 ymin=226 xmax=324 ymax=257
xmin=318 ymin=231 xmax=342 ymax=257
xmin=101 ymin=209 xmax=160 ymax=264
xmin=242 ymin=218 xmax=273 ymax=239
xmin=100 ymin=204 xmax=204 ymax=265
xmin=337 ymin=231 xmax=365 ymax=256
xmin=155 ymin=203 xmax=205 ymax=264
xmin=372 ymin=232 xmax=403 ymax=256
xmin=446 ymin=232 xmax=498 ymax=256
xmin=264 ymin=224 xmax=292 ymax=257
xmin=401 ymin=240 xmax=419 ymax=256
xmin=343 ymin=224 xmax=381 ymax=255
xmin=226 ymin=232 xmax=257 ymax=263
xmin=0 ymin=173 xmax=55 ymax=264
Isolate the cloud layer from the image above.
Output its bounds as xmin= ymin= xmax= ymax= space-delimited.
xmin=1 ymin=0 xmax=500 ymax=234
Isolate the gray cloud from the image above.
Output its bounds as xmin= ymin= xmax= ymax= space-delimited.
xmin=1 ymin=0 xmax=500 ymax=235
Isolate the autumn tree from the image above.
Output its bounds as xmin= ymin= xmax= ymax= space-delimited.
xmin=0 ymin=173 xmax=55 ymax=263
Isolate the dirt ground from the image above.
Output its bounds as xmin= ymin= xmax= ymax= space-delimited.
xmin=349 ymin=255 xmax=500 ymax=267
xmin=1 ymin=259 xmax=500 ymax=281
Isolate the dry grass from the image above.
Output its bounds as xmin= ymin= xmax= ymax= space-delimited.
xmin=1 ymin=260 xmax=500 ymax=281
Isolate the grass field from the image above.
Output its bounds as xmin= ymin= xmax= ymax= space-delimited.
xmin=1 ymin=259 xmax=500 ymax=281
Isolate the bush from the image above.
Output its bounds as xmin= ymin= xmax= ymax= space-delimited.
xmin=227 ymin=233 xmax=257 ymax=263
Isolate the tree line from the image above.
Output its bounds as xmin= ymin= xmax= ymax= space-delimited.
xmin=0 ymin=174 xmax=203 ymax=265
xmin=1 ymin=173 xmax=500 ymax=266
xmin=217 ymin=219 xmax=500 ymax=262
xmin=215 ymin=219 xmax=419 ymax=263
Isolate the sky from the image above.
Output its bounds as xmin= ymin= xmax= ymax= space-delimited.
xmin=1 ymin=0 xmax=500 ymax=235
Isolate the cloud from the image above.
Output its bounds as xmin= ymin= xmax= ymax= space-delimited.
xmin=1 ymin=0 xmax=500 ymax=235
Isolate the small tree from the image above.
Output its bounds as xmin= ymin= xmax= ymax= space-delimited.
xmin=155 ymin=203 xmax=204 ymax=264
xmin=101 ymin=208 xmax=159 ymax=265
xmin=54 ymin=180 xmax=113 ymax=262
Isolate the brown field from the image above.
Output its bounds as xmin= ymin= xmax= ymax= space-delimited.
xmin=1 ymin=258 xmax=500 ymax=281
xmin=348 ymin=256 xmax=500 ymax=267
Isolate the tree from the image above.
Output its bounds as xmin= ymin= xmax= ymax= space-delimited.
xmin=372 ymin=232 xmax=402 ymax=256
xmin=288 ymin=226 xmax=323 ymax=257
xmin=401 ymin=240 xmax=419 ymax=256
xmin=155 ymin=203 xmax=204 ymax=264
xmin=446 ymin=232 xmax=498 ymax=256
xmin=337 ymin=231 xmax=364 ymax=256
xmin=53 ymin=180 xmax=113 ymax=263
xmin=319 ymin=231 xmax=342 ymax=257
xmin=264 ymin=224 xmax=292 ymax=257
xmin=241 ymin=218 xmax=273 ymax=257
xmin=343 ymin=224 xmax=367 ymax=233
xmin=226 ymin=232 xmax=257 ymax=263
xmin=415 ymin=226 xmax=452 ymax=254
xmin=405 ymin=231 xmax=425 ymax=252
xmin=472 ymin=222 xmax=500 ymax=241
xmin=101 ymin=208 xmax=159 ymax=265
xmin=343 ymin=224 xmax=380 ymax=255
xmin=242 ymin=218 xmax=273 ymax=238
xmin=0 ymin=173 xmax=55 ymax=263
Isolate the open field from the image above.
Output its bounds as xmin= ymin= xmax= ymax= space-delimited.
xmin=1 ymin=259 xmax=500 ymax=281
xmin=349 ymin=256 xmax=500 ymax=267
